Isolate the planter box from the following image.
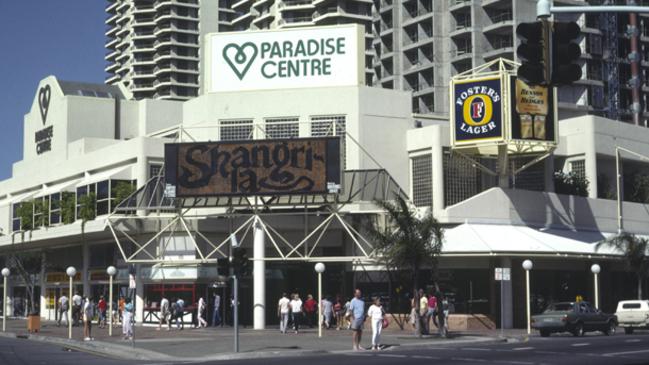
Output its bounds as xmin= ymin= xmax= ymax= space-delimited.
xmin=27 ymin=315 xmax=40 ymax=333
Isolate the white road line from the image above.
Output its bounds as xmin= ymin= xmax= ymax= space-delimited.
xmin=411 ymin=355 xmax=440 ymax=359
xmin=603 ymin=349 xmax=649 ymax=357
xmin=625 ymin=339 xmax=641 ymax=343
xmin=512 ymin=346 xmax=534 ymax=351
xmin=571 ymin=343 xmax=590 ymax=347
xmin=462 ymin=347 xmax=491 ymax=351
xmin=451 ymin=357 xmax=488 ymax=362
xmin=377 ymin=354 xmax=407 ymax=358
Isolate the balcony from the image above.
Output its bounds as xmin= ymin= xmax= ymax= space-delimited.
xmin=252 ymin=11 xmax=275 ymax=25
xmin=278 ymin=0 xmax=314 ymax=10
xmin=312 ymin=6 xmax=372 ymax=23
xmin=450 ymin=46 xmax=473 ymax=62
xmin=449 ymin=0 xmax=471 ymax=12
xmin=278 ymin=16 xmax=314 ymax=28
xmin=450 ymin=18 xmax=472 ymax=38
xmin=483 ymin=12 xmax=513 ymax=35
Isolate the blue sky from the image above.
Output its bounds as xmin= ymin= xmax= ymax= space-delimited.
xmin=0 ymin=1 xmax=106 ymax=181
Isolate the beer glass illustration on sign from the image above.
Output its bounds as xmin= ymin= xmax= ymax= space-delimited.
xmin=515 ymin=79 xmax=548 ymax=140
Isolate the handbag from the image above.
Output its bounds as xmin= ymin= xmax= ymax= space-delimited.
xmin=382 ymin=317 xmax=389 ymax=329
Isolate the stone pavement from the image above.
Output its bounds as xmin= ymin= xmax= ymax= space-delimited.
xmin=0 ymin=318 xmax=527 ymax=362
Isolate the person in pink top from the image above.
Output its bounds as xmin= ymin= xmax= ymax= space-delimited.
xmin=427 ymin=291 xmax=438 ymax=331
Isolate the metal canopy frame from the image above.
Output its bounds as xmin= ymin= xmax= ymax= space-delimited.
xmin=107 ymin=123 xmax=410 ymax=265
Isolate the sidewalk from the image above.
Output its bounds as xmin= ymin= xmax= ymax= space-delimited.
xmin=0 ymin=318 xmax=526 ymax=362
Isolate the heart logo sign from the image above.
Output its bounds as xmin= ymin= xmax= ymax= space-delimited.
xmin=223 ymin=42 xmax=258 ymax=81
xmin=38 ymin=85 xmax=51 ymax=125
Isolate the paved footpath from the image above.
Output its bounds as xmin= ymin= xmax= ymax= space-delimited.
xmin=0 ymin=318 xmax=522 ymax=362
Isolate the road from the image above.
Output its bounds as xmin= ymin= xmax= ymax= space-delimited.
xmin=0 ymin=331 xmax=648 ymax=364
xmin=196 ymin=332 xmax=649 ymax=365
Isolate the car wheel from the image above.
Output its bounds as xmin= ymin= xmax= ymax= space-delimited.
xmin=624 ymin=327 xmax=634 ymax=335
xmin=604 ymin=321 xmax=616 ymax=336
xmin=540 ymin=330 xmax=550 ymax=337
xmin=572 ymin=322 xmax=584 ymax=337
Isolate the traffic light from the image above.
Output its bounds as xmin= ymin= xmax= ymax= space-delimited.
xmin=217 ymin=257 xmax=230 ymax=276
xmin=231 ymin=247 xmax=250 ymax=276
xmin=551 ymin=21 xmax=582 ymax=85
xmin=516 ymin=21 xmax=548 ymax=86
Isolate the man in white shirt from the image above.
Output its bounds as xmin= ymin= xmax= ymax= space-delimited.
xmin=158 ymin=296 xmax=170 ymax=331
xmin=289 ymin=294 xmax=303 ymax=334
xmin=277 ymin=293 xmax=290 ymax=334
xmin=57 ymin=295 xmax=69 ymax=327
xmin=322 ymin=297 xmax=333 ymax=329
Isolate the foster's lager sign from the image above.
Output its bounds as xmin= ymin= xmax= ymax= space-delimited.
xmin=452 ymin=76 xmax=504 ymax=144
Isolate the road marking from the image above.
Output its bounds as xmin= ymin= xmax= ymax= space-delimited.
xmin=377 ymin=354 xmax=407 ymax=358
xmin=603 ymin=349 xmax=649 ymax=357
xmin=462 ymin=347 xmax=491 ymax=351
xmin=625 ymin=339 xmax=641 ymax=343
xmin=451 ymin=357 xmax=488 ymax=362
xmin=571 ymin=343 xmax=590 ymax=347
xmin=411 ymin=355 xmax=440 ymax=359
xmin=512 ymin=346 xmax=534 ymax=351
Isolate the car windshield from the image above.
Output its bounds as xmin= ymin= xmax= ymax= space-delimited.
xmin=544 ymin=303 xmax=574 ymax=313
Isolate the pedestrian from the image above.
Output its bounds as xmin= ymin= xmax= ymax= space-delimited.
xmin=427 ymin=290 xmax=438 ymax=331
xmin=118 ymin=296 xmax=125 ymax=324
xmin=277 ymin=292 xmax=290 ymax=334
xmin=98 ymin=296 xmax=107 ymax=329
xmin=289 ymin=293 xmax=303 ymax=334
xmin=83 ymin=296 xmax=94 ymax=341
xmin=409 ymin=294 xmax=417 ymax=330
xmin=344 ymin=298 xmax=352 ymax=330
xmin=367 ymin=297 xmax=384 ymax=350
xmin=197 ymin=297 xmax=207 ymax=328
xmin=72 ymin=292 xmax=82 ymax=326
xmin=158 ymin=296 xmax=170 ymax=331
xmin=418 ymin=289 xmax=428 ymax=335
xmin=304 ymin=294 xmax=317 ymax=328
xmin=334 ymin=295 xmax=344 ymax=330
xmin=57 ymin=294 xmax=69 ymax=327
xmin=175 ymin=297 xmax=185 ymax=330
xmin=211 ymin=292 xmax=221 ymax=327
xmin=122 ymin=297 xmax=133 ymax=340
xmin=349 ymin=289 xmax=365 ymax=351
xmin=321 ymin=296 xmax=333 ymax=329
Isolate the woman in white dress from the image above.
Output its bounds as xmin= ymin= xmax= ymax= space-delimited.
xmin=367 ymin=297 xmax=385 ymax=350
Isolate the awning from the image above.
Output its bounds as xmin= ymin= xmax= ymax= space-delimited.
xmin=34 ymin=178 xmax=83 ymax=198
xmin=0 ymin=190 xmax=40 ymax=207
xmin=76 ymin=165 xmax=133 ymax=187
xmin=442 ymin=223 xmax=622 ymax=257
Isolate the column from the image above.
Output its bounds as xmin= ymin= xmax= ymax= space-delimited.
xmin=431 ymin=128 xmax=445 ymax=214
xmin=135 ymin=265 xmax=144 ymax=324
xmin=585 ymin=121 xmax=598 ymax=199
xmin=501 ymin=257 xmax=513 ymax=329
xmin=82 ymin=243 xmax=90 ymax=297
xmin=253 ymin=217 xmax=265 ymax=330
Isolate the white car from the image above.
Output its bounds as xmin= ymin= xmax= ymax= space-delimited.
xmin=615 ymin=300 xmax=649 ymax=334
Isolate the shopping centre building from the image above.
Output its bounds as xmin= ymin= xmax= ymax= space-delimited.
xmin=1 ymin=24 xmax=648 ymax=329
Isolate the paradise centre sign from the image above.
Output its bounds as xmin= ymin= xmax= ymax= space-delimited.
xmin=207 ymin=24 xmax=364 ymax=92
xmin=164 ymin=137 xmax=342 ymax=197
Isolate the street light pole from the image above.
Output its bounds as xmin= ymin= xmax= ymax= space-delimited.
xmin=314 ymin=263 xmax=325 ymax=338
xmin=2 ymin=268 xmax=9 ymax=332
xmin=591 ymin=264 xmax=601 ymax=309
xmin=66 ymin=266 xmax=76 ymax=340
xmin=522 ymin=260 xmax=533 ymax=335
xmin=107 ymin=266 xmax=117 ymax=337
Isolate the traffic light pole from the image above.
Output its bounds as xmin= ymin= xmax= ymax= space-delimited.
xmin=537 ymin=0 xmax=649 ymax=18
xmin=233 ymin=273 xmax=239 ymax=353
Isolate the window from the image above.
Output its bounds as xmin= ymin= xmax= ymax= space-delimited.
xmin=12 ymin=203 xmax=20 ymax=232
xmin=149 ymin=164 xmax=163 ymax=179
xmin=443 ymin=149 xmax=481 ymax=207
xmin=76 ymin=184 xmax=96 ymax=220
xmin=412 ymin=154 xmax=432 ymax=207
xmin=50 ymin=193 xmax=61 ymax=225
xmin=571 ymin=160 xmax=586 ymax=180
xmin=219 ymin=119 xmax=253 ymax=141
xmin=311 ymin=115 xmax=346 ymax=168
xmin=264 ymin=117 xmax=299 ymax=139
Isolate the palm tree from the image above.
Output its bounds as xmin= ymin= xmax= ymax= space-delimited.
xmin=78 ymin=193 xmax=96 ymax=296
xmin=368 ymin=195 xmax=444 ymax=331
xmin=596 ymin=232 xmax=649 ymax=299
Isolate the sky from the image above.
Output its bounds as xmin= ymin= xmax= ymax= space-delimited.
xmin=0 ymin=1 xmax=106 ymax=181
